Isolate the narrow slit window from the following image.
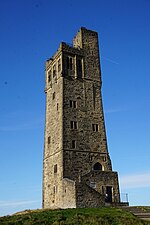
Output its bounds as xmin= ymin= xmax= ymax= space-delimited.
xmin=72 ymin=140 xmax=76 ymax=149
xmin=54 ymin=164 xmax=57 ymax=173
xmin=48 ymin=136 xmax=51 ymax=144
xmin=74 ymin=121 xmax=77 ymax=129
xmin=58 ymin=59 xmax=61 ymax=72
xmin=48 ymin=70 xmax=51 ymax=82
xmin=53 ymin=65 xmax=56 ymax=78
xmin=73 ymin=101 xmax=77 ymax=108
xmin=96 ymin=124 xmax=98 ymax=131
xmin=53 ymin=92 xmax=55 ymax=100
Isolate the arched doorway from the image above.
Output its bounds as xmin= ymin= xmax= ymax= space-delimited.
xmin=93 ymin=162 xmax=102 ymax=171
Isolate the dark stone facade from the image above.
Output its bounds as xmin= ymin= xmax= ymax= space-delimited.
xmin=43 ymin=27 xmax=121 ymax=208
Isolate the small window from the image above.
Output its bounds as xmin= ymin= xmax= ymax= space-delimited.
xmin=70 ymin=100 xmax=77 ymax=108
xmin=71 ymin=121 xmax=77 ymax=129
xmin=57 ymin=103 xmax=59 ymax=110
xmin=48 ymin=136 xmax=51 ymax=144
xmin=53 ymin=65 xmax=56 ymax=78
xmin=72 ymin=140 xmax=76 ymax=149
xmin=54 ymin=164 xmax=57 ymax=173
xmin=52 ymin=92 xmax=55 ymax=100
xmin=92 ymin=124 xmax=99 ymax=132
xmin=58 ymin=59 xmax=61 ymax=72
xmin=48 ymin=70 xmax=51 ymax=82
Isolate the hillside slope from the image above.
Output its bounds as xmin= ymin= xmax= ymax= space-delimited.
xmin=0 ymin=207 xmax=150 ymax=225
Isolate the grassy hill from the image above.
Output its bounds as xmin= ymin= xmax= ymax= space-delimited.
xmin=1 ymin=207 xmax=150 ymax=225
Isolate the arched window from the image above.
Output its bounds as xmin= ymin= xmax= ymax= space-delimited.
xmin=93 ymin=162 xmax=102 ymax=171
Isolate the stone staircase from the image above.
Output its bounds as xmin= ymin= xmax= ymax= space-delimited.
xmin=123 ymin=206 xmax=150 ymax=221
xmin=76 ymin=181 xmax=105 ymax=208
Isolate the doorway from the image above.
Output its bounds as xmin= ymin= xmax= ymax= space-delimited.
xmin=105 ymin=186 xmax=112 ymax=203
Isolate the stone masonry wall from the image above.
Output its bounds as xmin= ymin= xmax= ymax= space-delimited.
xmin=43 ymin=52 xmax=64 ymax=208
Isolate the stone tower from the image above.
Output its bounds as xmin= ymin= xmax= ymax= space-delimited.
xmin=43 ymin=27 xmax=120 ymax=208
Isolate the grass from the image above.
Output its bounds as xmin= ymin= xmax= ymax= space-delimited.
xmin=0 ymin=207 xmax=150 ymax=225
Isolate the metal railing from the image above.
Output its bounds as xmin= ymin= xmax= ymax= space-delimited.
xmin=121 ymin=193 xmax=129 ymax=203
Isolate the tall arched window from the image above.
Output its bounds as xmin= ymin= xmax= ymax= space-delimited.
xmin=93 ymin=162 xmax=102 ymax=171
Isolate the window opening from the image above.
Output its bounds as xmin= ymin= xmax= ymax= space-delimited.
xmin=58 ymin=59 xmax=61 ymax=72
xmin=54 ymin=164 xmax=57 ymax=173
xmin=53 ymin=92 xmax=55 ymax=100
xmin=48 ymin=136 xmax=51 ymax=144
xmin=70 ymin=100 xmax=77 ymax=108
xmin=48 ymin=70 xmax=51 ymax=82
xmin=53 ymin=65 xmax=56 ymax=78
xmin=72 ymin=140 xmax=76 ymax=149
xmin=92 ymin=124 xmax=99 ymax=132
xmin=93 ymin=162 xmax=102 ymax=171
xmin=71 ymin=121 xmax=77 ymax=129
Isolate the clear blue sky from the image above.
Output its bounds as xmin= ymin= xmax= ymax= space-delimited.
xmin=0 ymin=0 xmax=150 ymax=216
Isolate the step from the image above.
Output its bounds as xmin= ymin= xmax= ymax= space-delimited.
xmin=122 ymin=206 xmax=150 ymax=221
